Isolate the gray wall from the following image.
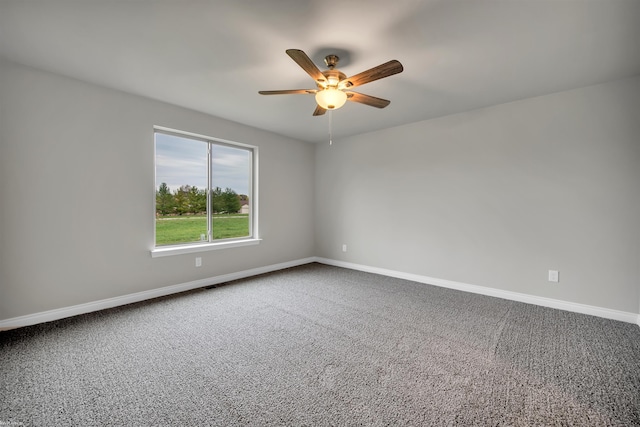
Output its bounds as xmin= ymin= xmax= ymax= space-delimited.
xmin=0 ymin=60 xmax=315 ymax=320
xmin=315 ymin=77 xmax=640 ymax=314
xmin=2 ymin=58 xmax=638 ymax=321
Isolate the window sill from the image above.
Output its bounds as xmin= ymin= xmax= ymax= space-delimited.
xmin=151 ymin=238 xmax=261 ymax=258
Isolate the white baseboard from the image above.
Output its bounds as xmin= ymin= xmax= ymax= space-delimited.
xmin=2 ymin=256 xmax=638 ymax=330
xmin=314 ymin=257 xmax=640 ymax=325
xmin=0 ymin=257 xmax=316 ymax=331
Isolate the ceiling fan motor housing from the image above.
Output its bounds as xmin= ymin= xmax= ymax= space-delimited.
xmin=320 ymin=69 xmax=347 ymax=89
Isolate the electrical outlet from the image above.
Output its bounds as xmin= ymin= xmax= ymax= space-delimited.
xmin=195 ymin=257 xmax=202 ymax=267
xmin=548 ymin=270 xmax=559 ymax=283
xmin=342 ymin=244 xmax=347 ymax=252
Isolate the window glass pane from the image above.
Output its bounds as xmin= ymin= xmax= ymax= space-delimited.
xmin=211 ymin=144 xmax=251 ymax=240
xmin=155 ymin=133 xmax=208 ymax=246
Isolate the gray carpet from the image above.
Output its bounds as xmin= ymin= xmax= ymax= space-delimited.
xmin=1 ymin=263 xmax=639 ymax=426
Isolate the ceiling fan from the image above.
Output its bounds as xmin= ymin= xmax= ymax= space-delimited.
xmin=259 ymin=49 xmax=404 ymax=116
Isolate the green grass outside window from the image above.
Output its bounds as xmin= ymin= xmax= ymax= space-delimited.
xmin=155 ymin=214 xmax=249 ymax=246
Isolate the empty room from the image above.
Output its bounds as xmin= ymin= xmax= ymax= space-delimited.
xmin=1 ymin=1 xmax=639 ymax=425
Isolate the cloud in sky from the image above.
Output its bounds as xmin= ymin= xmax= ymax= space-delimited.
xmin=155 ymin=133 xmax=250 ymax=195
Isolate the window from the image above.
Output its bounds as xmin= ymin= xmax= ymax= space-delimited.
xmin=152 ymin=127 xmax=258 ymax=256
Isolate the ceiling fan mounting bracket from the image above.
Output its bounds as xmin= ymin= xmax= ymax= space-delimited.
xmin=324 ymin=54 xmax=339 ymax=69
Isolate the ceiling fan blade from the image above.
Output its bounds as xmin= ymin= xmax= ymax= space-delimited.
xmin=340 ymin=60 xmax=403 ymax=89
xmin=286 ymin=49 xmax=327 ymax=86
xmin=313 ymin=105 xmax=327 ymax=116
xmin=346 ymin=92 xmax=391 ymax=108
xmin=259 ymin=89 xmax=317 ymax=95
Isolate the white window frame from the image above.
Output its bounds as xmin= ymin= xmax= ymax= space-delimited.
xmin=151 ymin=126 xmax=260 ymax=258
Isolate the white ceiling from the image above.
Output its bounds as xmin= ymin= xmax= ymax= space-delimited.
xmin=1 ymin=0 xmax=639 ymax=143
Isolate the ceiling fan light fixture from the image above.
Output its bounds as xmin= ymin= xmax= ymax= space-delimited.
xmin=315 ymin=87 xmax=347 ymax=110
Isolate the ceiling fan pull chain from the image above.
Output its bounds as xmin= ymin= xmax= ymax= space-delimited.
xmin=329 ymin=110 xmax=333 ymax=145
